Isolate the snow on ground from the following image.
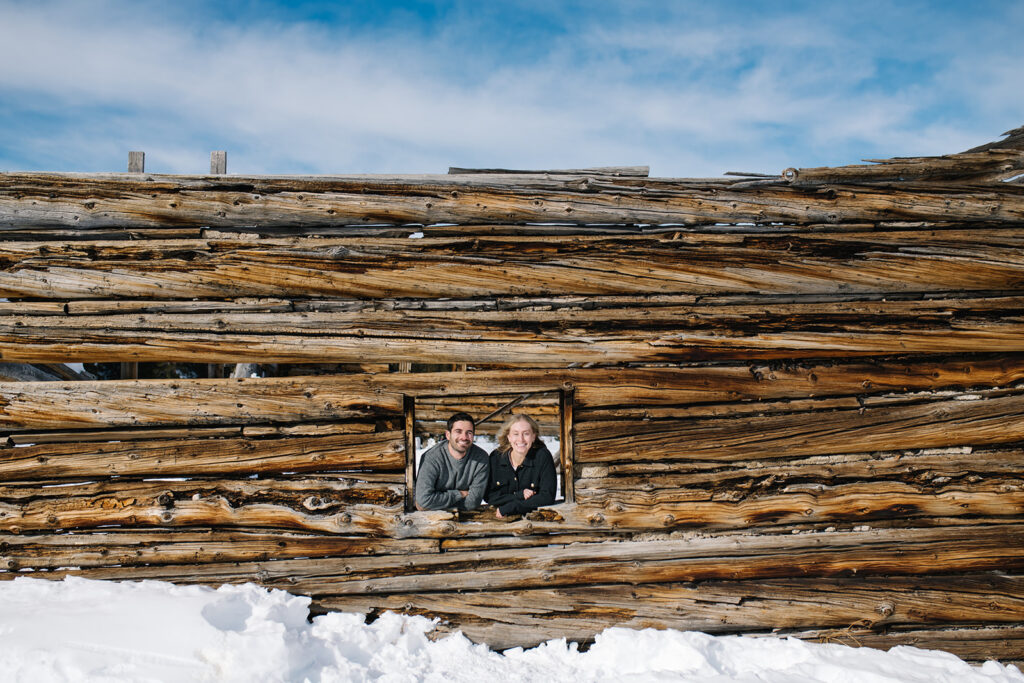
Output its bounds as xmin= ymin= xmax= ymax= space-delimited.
xmin=0 ymin=577 xmax=1020 ymax=682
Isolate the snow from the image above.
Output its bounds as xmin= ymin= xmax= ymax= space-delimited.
xmin=0 ymin=577 xmax=1020 ymax=682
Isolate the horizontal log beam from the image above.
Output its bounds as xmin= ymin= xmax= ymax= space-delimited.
xmin=6 ymin=421 xmax=377 ymax=445
xmin=0 ymin=431 xmax=405 ymax=480
xmin=447 ymin=166 xmax=650 ymax=176
xmin=576 ymin=447 xmax=1024 ymax=497
xmin=315 ymin=574 xmax=1024 ymax=651
xmin=0 ymin=478 xmax=403 ymax=534
xmin=577 ymin=391 xmax=1024 ymax=463
xmin=4 ymin=231 xmax=1024 ymax=300
xmin=1 ymin=171 xmax=1023 ymax=229
xmin=5 ymin=357 xmax=1024 ymax=432
xmin=0 ymin=377 xmax=401 ymax=431
xmin=21 ymin=524 xmax=1024 ymax=593
xmin=3 ymin=471 xmax=1021 ymax=535
xmin=792 ymin=625 xmax=1024 ymax=666
xmin=787 ymin=150 xmax=1024 ymax=185
xmin=4 ymin=297 xmax=1024 ymax=363
xmin=0 ymin=529 xmax=437 ymax=570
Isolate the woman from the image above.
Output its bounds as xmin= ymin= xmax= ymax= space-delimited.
xmin=485 ymin=413 xmax=557 ymax=518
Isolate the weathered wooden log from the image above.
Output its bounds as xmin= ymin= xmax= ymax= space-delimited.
xmin=785 ymin=150 xmax=1024 ymax=185
xmin=4 ymin=422 xmax=380 ymax=445
xmin=448 ymin=166 xmax=650 ymax=176
xmin=415 ymin=394 xmax=560 ymax=436
xmin=3 ymin=469 xmax=1020 ymax=535
xmin=4 ymin=230 xmax=1024 ymax=299
xmin=590 ymin=482 xmax=1024 ymax=530
xmin=0 ymin=431 xmax=405 ymax=480
xmin=18 ymin=525 xmax=1024 ymax=593
xmin=575 ymin=478 xmax=1024 ymax=518
xmin=576 ymin=446 xmax=1024 ymax=497
xmin=962 ymin=124 xmax=1024 ymax=154
xmin=793 ymin=625 xmax=1024 ymax=666
xmin=0 ymin=529 xmax=438 ymax=570
xmin=4 ymin=357 xmax=1023 ymax=432
xmin=1 ymin=171 xmax=1023 ymax=229
xmin=5 ymin=289 xmax=1021 ymax=316
xmin=0 ymin=377 xmax=401 ymax=431
xmin=0 ymin=478 xmax=403 ymax=534
xmin=4 ymin=296 xmax=1024 ymax=363
xmin=240 ymin=422 xmax=378 ymax=437
xmin=576 ymin=391 xmax=1024 ymax=463
xmin=313 ymin=574 xmax=1024 ymax=651
xmin=776 ymin=126 xmax=1024 ymax=186
xmin=6 ymin=425 xmax=244 ymax=445
xmin=6 ymin=221 xmax=1013 ymax=241
xmin=438 ymin=532 xmax=631 ymax=552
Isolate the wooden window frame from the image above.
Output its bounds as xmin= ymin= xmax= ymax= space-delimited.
xmin=403 ymin=387 xmax=575 ymax=512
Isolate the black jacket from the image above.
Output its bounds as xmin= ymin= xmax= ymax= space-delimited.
xmin=484 ymin=442 xmax=557 ymax=516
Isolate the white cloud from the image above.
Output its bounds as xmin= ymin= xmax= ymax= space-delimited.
xmin=0 ymin=0 xmax=1021 ymax=176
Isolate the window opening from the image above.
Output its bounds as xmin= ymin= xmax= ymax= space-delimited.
xmin=404 ymin=388 xmax=574 ymax=511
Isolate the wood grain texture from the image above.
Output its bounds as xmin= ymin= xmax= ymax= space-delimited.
xmin=0 ymin=529 xmax=437 ymax=570
xmin=0 ymin=431 xmax=405 ymax=480
xmin=16 ymin=525 xmax=1023 ymax=593
xmin=576 ymin=391 xmax=1024 ymax=463
xmin=9 ymin=357 xmax=1024 ymax=432
xmin=3 ymin=231 xmax=1024 ymax=300
xmin=4 ymin=296 xmax=1024 ymax=363
xmin=1 ymin=172 xmax=1023 ymax=228
xmin=0 ymin=478 xmax=403 ymax=534
xmin=0 ymin=376 xmax=401 ymax=431
xmin=793 ymin=625 xmax=1024 ymax=666
xmin=314 ymin=573 xmax=1024 ymax=650
xmin=576 ymin=446 xmax=1024 ymax=488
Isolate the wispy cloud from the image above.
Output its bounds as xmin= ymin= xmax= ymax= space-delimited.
xmin=0 ymin=0 xmax=1021 ymax=176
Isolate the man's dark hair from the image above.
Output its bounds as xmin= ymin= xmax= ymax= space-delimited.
xmin=446 ymin=412 xmax=475 ymax=431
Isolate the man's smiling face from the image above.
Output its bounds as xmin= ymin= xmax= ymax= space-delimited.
xmin=445 ymin=420 xmax=475 ymax=458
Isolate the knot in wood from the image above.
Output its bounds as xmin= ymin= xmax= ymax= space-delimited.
xmin=876 ymin=602 xmax=895 ymax=617
xmin=338 ymin=512 xmax=352 ymax=524
xmin=303 ymin=496 xmax=330 ymax=511
xmin=588 ymin=513 xmax=605 ymax=526
xmin=441 ymin=523 xmax=456 ymax=534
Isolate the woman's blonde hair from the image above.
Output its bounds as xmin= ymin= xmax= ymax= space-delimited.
xmin=496 ymin=413 xmax=541 ymax=453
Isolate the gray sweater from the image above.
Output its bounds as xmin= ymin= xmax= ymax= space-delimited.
xmin=414 ymin=440 xmax=489 ymax=510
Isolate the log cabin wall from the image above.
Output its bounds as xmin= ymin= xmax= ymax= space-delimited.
xmin=2 ymin=128 xmax=1024 ymax=663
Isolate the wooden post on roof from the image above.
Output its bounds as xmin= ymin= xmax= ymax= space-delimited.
xmin=128 ymin=151 xmax=145 ymax=174
xmin=210 ymin=151 xmax=227 ymax=175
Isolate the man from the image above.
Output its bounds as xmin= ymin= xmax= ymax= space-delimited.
xmin=414 ymin=412 xmax=489 ymax=511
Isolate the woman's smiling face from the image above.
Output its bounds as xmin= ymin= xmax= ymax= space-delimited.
xmin=508 ymin=419 xmax=536 ymax=457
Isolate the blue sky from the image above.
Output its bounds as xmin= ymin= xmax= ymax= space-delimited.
xmin=1 ymin=0 xmax=1022 ymax=177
